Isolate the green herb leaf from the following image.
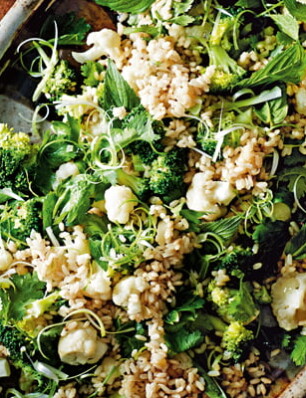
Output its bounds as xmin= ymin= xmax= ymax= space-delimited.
xmin=200 ymin=215 xmax=242 ymax=245
xmin=102 ymin=60 xmax=140 ymax=111
xmin=0 ymin=273 xmax=45 ymax=323
xmin=271 ymin=14 xmax=299 ymax=41
xmin=165 ymin=328 xmax=203 ymax=353
xmin=94 ymin=0 xmax=155 ymax=14
xmin=195 ymin=363 xmax=227 ymax=398
xmin=254 ymin=86 xmax=288 ymax=125
xmin=236 ymin=44 xmax=306 ymax=88
xmin=284 ymin=0 xmax=306 ymax=22
xmin=285 ymin=224 xmax=306 ymax=259
xmin=123 ymin=26 xmax=161 ymax=37
xmin=278 ymin=166 xmax=306 ymax=200
xmin=291 ymin=335 xmax=306 ymax=366
xmin=165 ymin=297 xmax=204 ymax=325
xmin=167 ymin=15 xmax=195 ymax=26
xmin=41 ymin=13 xmax=91 ymax=45
xmin=81 ymin=61 xmax=105 ymax=87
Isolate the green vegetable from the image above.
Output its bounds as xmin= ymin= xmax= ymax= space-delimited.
xmin=102 ymin=60 xmax=140 ymax=111
xmin=0 ymin=324 xmax=50 ymax=392
xmin=221 ymin=321 xmax=254 ymax=361
xmin=0 ymin=198 xmax=43 ymax=246
xmin=94 ymin=0 xmax=155 ymax=14
xmin=148 ymin=148 xmax=187 ymax=202
xmin=208 ymin=45 xmax=246 ymax=92
xmin=236 ymin=44 xmax=306 ymax=88
xmin=270 ymin=14 xmax=299 ymax=41
xmin=284 ymin=0 xmax=306 ymax=22
xmin=43 ymin=60 xmax=76 ymax=101
xmin=81 ymin=61 xmax=105 ymax=87
xmin=0 ymin=273 xmax=45 ymax=325
xmin=209 ymin=280 xmax=259 ymax=324
xmin=0 ymin=124 xmax=37 ymax=199
xmin=291 ymin=335 xmax=306 ymax=366
xmin=115 ymin=168 xmax=149 ymax=201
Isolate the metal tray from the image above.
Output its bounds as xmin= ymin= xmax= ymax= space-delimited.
xmin=0 ymin=1 xmax=305 ymax=397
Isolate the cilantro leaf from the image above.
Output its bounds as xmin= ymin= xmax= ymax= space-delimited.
xmin=81 ymin=61 xmax=105 ymax=87
xmin=165 ymin=328 xmax=203 ymax=353
xmin=0 ymin=273 xmax=45 ymax=323
xmin=41 ymin=13 xmax=91 ymax=45
xmin=291 ymin=335 xmax=306 ymax=366
xmin=94 ymin=0 xmax=155 ymax=14
xmin=226 ymin=282 xmax=259 ymax=324
xmin=102 ymin=60 xmax=140 ymax=111
xmin=165 ymin=297 xmax=205 ymax=325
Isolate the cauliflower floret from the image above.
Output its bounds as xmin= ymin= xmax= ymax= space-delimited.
xmin=84 ymin=265 xmax=112 ymax=300
xmin=53 ymin=162 xmax=79 ymax=189
xmin=112 ymin=276 xmax=147 ymax=316
xmin=58 ymin=321 xmax=108 ymax=365
xmin=186 ymin=173 xmax=236 ymax=220
xmin=295 ymin=87 xmax=306 ymax=115
xmin=0 ymin=247 xmax=13 ymax=272
xmin=271 ymin=272 xmax=306 ymax=331
xmin=72 ymin=29 xmax=122 ymax=64
xmin=104 ymin=185 xmax=137 ymax=224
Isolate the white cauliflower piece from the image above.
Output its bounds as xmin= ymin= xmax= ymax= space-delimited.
xmin=186 ymin=173 xmax=236 ymax=220
xmin=72 ymin=29 xmax=121 ymax=64
xmin=295 ymin=87 xmax=306 ymax=115
xmin=84 ymin=266 xmax=112 ymax=300
xmin=112 ymin=276 xmax=147 ymax=316
xmin=104 ymin=185 xmax=137 ymax=224
xmin=0 ymin=248 xmax=13 ymax=272
xmin=53 ymin=162 xmax=79 ymax=189
xmin=271 ymin=272 xmax=306 ymax=331
xmin=58 ymin=321 xmax=108 ymax=365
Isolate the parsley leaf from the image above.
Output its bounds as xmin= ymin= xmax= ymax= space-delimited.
xmin=291 ymin=335 xmax=306 ymax=366
xmin=165 ymin=328 xmax=203 ymax=353
xmin=0 ymin=273 xmax=45 ymax=323
xmin=81 ymin=61 xmax=105 ymax=87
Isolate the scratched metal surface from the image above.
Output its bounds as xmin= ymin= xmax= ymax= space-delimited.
xmin=0 ymin=1 xmax=305 ymax=397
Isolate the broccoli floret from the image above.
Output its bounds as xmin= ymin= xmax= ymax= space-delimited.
xmin=201 ymin=138 xmax=218 ymax=157
xmin=0 ymin=124 xmax=36 ymax=196
xmin=208 ymin=45 xmax=246 ymax=92
xmin=116 ymin=168 xmax=150 ymax=201
xmin=127 ymin=141 xmax=161 ymax=166
xmin=43 ymin=60 xmax=76 ymax=101
xmin=0 ymin=324 xmax=48 ymax=392
xmin=221 ymin=321 xmax=254 ymax=361
xmin=0 ymin=198 xmax=42 ymax=245
xmin=215 ymin=245 xmax=254 ymax=275
xmin=149 ymin=148 xmax=187 ymax=202
xmin=208 ymin=280 xmax=259 ymax=325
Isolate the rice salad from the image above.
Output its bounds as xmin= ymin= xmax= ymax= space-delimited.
xmin=2 ymin=0 xmax=306 ymax=397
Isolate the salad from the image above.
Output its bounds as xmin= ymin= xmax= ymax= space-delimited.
xmin=1 ymin=0 xmax=306 ymax=397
